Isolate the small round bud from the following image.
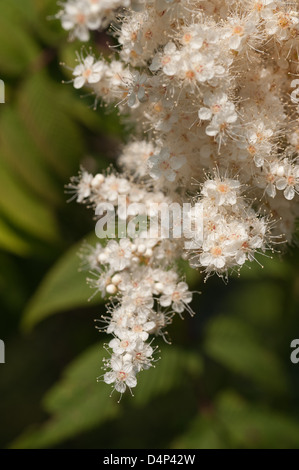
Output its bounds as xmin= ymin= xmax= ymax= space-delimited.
xmin=145 ymin=248 xmax=153 ymax=257
xmin=92 ymin=174 xmax=105 ymax=187
xmin=98 ymin=253 xmax=107 ymax=263
xmin=137 ymin=244 xmax=146 ymax=254
xmin=106 ymin=284 xmax=117 ymax=294
xmin=276 ymin=166 xmax=285 ymax=177
xmin=155 ymin=282 xmax=164 ymax=293
xmin=111 ymin=274 xmax=122 ymax=285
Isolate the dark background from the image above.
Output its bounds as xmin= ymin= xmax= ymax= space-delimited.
xmin=0 ymin=0 xmax=299 ymax=449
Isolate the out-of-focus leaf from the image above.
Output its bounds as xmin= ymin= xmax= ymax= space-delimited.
xmin=0 ymin=252 xmax=28 ymax=312
xmin=35 ymin=6 xmax=65 ymax=44
xmin=173 ymin=390 xmax=299 ymax=449
xmin=0 ymin=161 xmax=60 ymax=244
xmin=133 ymin=347 xmax=203 ymax=406
xmin=60 ymin=90 xmax=124 ymax=137
xmin=172 ymin=415 xmax=228 ymax=449
xmin=10 ymin=343 xmax=119 ymax=449
xmin=22 ymin=233 xmax=103 ymax=330
xmin=0 ymin=0 xmax=36 ymax=23
xmin=0 ymin=107 xmax=61 ymax=206
xmin=0 ymin=3 xmax=39 ymax=76
xmin=204 ymin=315 xmax=288 ymax=395
xmin=0 ymin=216 xmax=32 ymax=256
xmin=226 ymin=282 xmax=284 ymax=328
xmin=234 ymin=255 xmax=292 ymax=280
xmin=10 ymin=344 xmax=202 ymax=448
xmin=0 ymin=0 xmax=63 ymax=48
xmin=177 ymin=259 xmax=201 ymax=289
xmin=216 ymin=391 xmax=299 ymax=449
xmin=18 ymin=73 xmax=84 ymax=178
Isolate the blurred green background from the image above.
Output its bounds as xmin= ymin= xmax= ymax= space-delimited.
xmin=1 ymin=0 xmax=299 ymax=449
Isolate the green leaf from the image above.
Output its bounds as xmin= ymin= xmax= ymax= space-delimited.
xmin=18 ymin=73 xmax=84 ymax=178
xmin=10 ymin=344 xmax=202 ymax=448
xmin=0 ymin=2 xmax=39 ymax=76
xmin=22 ymin=233 xmax=104 ymax=330
xmin=0 ymin=107 xmax=61 ymax=206
xmin=225 ymin=282 xmax=285 ymax=329
xmin=177 ymin=259 xmax=201 ymax=289
xmin=233 ymin=254 xmax=292 ymax=281
xmin=204 ymin=315 xmax=288 ymax=395
xmin=133 ymin=346 xmax=203 ymax=406
xmin=0 ymin=160 xmax=60 ymax=244
xmin=0 ymin=252 xmax=28 ymax=311
xmin=172 ymin=415 xmax=228 ymax=449
xmin=60 ymin=89 xmax=124 ymax=137
xmin=0 ymin=215 xmax=33 ymax=256
xmin=10 ymin=343 xmax=119 ymax=449
xmin=216 ymin=391 xmax=299 ymax=449
xmin=174 ymin=390 xmax=299 ymax=449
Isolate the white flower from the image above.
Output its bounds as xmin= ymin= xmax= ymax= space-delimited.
xmin=247 ymin=121 xmax=273 ymax=145
xmin=275 ymin=164 xmax=299 ymax=200
xmin=160 ymin=282 xmax=193 ymax=314
xmin=105 ymin=60 xmax=130 ymax=88
xmin=189 ymin=52 xmax=215 ymax=83
xmin=73 ymin=55 xmax=104 ymax=89
xmin=198 ymin=92 xmax=230 ymax=121
xmin=130 ymin=321 xmax=156 ymax=341
xmin=225 ymin=17 xmax=256 ymax=51
xmin=263 ymin=9 xmax=299 ymax=41
xmin=200 ymin=243 xmax=227 ymax=271
xmin=105 ymin=239 xmax=133 ymax=271
xmin=109 ymin=331 xmax=137 ymax=355
xmin=106 ymin=307 xmax=131 ymax=335
xmin=127 ymin=72 xmax=149 ymax=107
xmin=239 ymin=120 xmax=274 ymax=168
xmin=148 ymin=148 xmax=186 ymax=182
xmin=181 ymin=25 xmax=204 ymax=49
xmin=126 ymin=340 xmax=153 ymax=372
xmin=59 ymin=1 xmax=101 ymax=41
xmin=119 ymin=141 xmax=155 ymax=177
xmin=76 ymin=170 xmax=93 ymax=202
xmin=205 ymin=102 xmax=238 ymax=137
xmin=249 ymin=0 xmax=274 ymax=16
xmin=147 ymin=311 xmax=174 ymax=337
xmin=202 ymin=178 xmax=241 ymax=206
xmin=101 ymin=175 xmax=131 ymax=203
xmin=150 ymin=42 xmax=181 ymax=76
xmin=122 ymin=283 xmax=154 ymax=315
xmin=222 ymin=230 xmax=249 ymax=266
xmin=254 ymin=163 xmax=279 ymax=198
xmin=104 ymin=356 xmax=137 ymax=393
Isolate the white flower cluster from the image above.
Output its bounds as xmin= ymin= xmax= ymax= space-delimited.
xmin=69 ymin=169 xmax=193 ymax=396
xmin=187 ymin=177 xmax=270 ymax=278
xmin=56 ymin=0 xmax=132 ymax=41
xmin=59 ymin=0 xmax=299 ymax=395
